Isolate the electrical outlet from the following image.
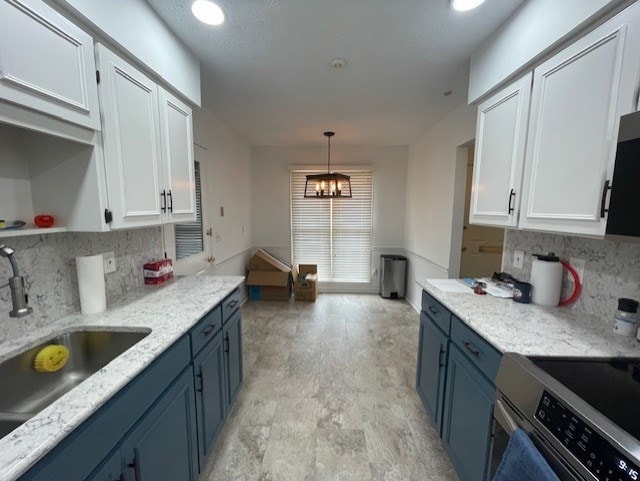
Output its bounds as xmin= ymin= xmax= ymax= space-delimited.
xmin=513 ymin=250 xmax=524 ymax=269
xmin=569 ymin=257 xmax=586 ymax=283
xmin=103 ymin=251 xmax=116 ymax=274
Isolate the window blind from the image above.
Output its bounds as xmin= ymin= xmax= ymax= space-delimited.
xmin=175 ymin=161 xmax=203 ymax=259
xmin=291 ymin=170 xmax=373 ymax=283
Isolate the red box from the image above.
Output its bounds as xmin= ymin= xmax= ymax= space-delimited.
xmin=144 ymin=259 xmax=174 ymax=285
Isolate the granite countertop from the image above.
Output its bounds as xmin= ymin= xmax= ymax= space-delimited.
xmin=419 ymin=279 xmax=640 ymax=357
xmin=0 ymin=274 xmax=244 ymax=481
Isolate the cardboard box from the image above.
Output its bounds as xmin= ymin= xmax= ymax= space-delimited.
xmin=246 ymin=249 xmax=291 ymax=272
xmin=246 ymin=249 xmax=295 ymax=301
xmin=294 ymin=264 xmax=318 ymax=302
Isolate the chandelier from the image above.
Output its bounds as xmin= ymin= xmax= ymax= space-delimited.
xmin=304 ymin=132 xmax=352 ymax=198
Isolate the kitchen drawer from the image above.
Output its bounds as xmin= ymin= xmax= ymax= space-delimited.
xmin=222 ymin=288 xmax=241 ymax=323
xmin=191 ymin=305 xmax=222 ymax=356
xmin=422 ymin=290 xmax=451 ymax=335
xmin=450 ymin=315 xmax=502 ymax=382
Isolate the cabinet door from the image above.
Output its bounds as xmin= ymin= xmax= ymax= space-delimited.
xmin=194 ymin=331 xmax=227 ymax=471
xmin=520 ymin=7 xmax=640 ymax=236
xmin=416 ymin=312 xmax=448 ymax=435
xmin=158 ymin=87 xmax=196 ymax=223
xmin=224 ymin=312 xmax=243 ymax=407
xmin=0 ymin=0 xmax=100 ymax=130
xmin=121 ymin=368 xmax=198 ymax=481
xmin=85 ymin=450 xmax=121 ymax=481
xmin=96 ymin=44 xmax=164 ymax=229
xmin=470 ymin=73 xmax=531 ymax=228
xmin=442 ymin=345 xmax=495 ymax=481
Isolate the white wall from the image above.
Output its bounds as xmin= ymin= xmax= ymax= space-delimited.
xmin=251 ymin=145 xmax=408 ymax=293
xmin=469 ymin=0 xmax=625 ymax=103
xmin=193 ymin=108 xmax=253 ymax=287
xmin=404 ymin=103 xmax=477 ymax=310
xmin=51 ymin=0 xmax=201 ymax=106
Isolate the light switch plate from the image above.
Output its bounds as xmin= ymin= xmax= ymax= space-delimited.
xmin=103 ymin=251 xmax=116 ymax=274
xmin=513 ymin=250 xmax=524 ymax=269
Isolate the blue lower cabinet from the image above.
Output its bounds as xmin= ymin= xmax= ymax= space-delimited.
xmin=20 ymin=292 xmax=245 ymax=481
xmin=121 ymin=368 xmax=199 ymax=481
xmin=441 ymin=345 xmax=495 ymax=481
xmin=194 ymin=330 xmax=227 ymax=470
xmin=416 ymin=312 xmax=449 ymax=434
xmin=224 ymin=311 xmax=243 ymax=407
xmin=86 ymin=450 xmax=121 ymax=481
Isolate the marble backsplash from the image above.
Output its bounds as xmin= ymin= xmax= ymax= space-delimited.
xmin=0 ymin=228 xmax=163 ymax=343
xmin=502 ymin=229 xmax=640 ymax=322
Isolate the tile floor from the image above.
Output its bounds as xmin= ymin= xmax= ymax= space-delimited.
xmin=201 ymin=294 xmax=459 ymax=481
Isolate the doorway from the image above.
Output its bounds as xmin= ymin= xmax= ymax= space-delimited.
xmin=459 ymin=146 xmax=505 ymax=278
xmin=163 ymin=144 xmax=213 ymax=276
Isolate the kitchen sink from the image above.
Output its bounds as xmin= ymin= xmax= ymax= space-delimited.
xmin=0 ymin=328 xmax=150 ymax=435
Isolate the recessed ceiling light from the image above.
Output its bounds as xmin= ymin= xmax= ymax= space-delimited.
xmin=191 ymin=0 xmax=225 ymax=25
xmin=451 ymin=0 xmax=486 ymax=12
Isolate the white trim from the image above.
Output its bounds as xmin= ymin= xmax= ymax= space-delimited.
xmin=403 ymin=248 xmax=449 ymax=274
xmin=286 ymin=164 xmax=376 ymax=171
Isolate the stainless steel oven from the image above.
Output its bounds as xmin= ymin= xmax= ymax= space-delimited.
xmin=491 ymin=353 xmax=640 ymax=481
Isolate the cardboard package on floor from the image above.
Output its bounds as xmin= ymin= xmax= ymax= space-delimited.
xmin=294 ymin=264 xmax=318 ymax=302
xmin=246 ymin=249 xmax=295 ymax=301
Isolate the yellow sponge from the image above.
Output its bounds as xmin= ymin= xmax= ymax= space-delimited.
xmin=34 ymin=345 xmax=69 ymax=373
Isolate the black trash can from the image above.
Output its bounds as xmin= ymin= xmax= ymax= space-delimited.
xmin=379 ymin=255 xmax=407 ymax=299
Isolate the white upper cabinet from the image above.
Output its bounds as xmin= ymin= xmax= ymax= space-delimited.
xmin=96 ymin=44 xmax=196 ymax=229
xmin=519 ymin=5 xmax=640 ymax=236
xmin=470 ymin=73 xmax=532 ymax=228
xmin=97 ymin=44 xmax=164 ymax=229
xmin=158 ymin=87 xmax=196 ymax=223
xmin=0 ymin=0 xmax=100 ymax=130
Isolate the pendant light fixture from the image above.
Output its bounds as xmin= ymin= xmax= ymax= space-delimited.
xmin=304 ymin=132 xmax=352 ymax=198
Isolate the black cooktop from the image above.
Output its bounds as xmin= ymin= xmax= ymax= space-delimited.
xmin=530 ymin=356 xmax=640 ymax=440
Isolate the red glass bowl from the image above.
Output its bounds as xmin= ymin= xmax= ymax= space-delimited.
xmin=34 ymin=215 xmax=55 ymax=228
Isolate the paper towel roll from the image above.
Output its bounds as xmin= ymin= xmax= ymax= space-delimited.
xmin=76 ymin=254 xmax=106 ymax=315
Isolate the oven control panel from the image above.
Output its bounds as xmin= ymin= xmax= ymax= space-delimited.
xmin=536 ymin=390 xmax=639 ymax=481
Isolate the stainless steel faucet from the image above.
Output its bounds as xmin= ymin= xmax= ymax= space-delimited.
xmin=0 ymin=244 xmax=33 ymax=317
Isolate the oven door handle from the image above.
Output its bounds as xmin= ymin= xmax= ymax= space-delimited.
xmin=495 ymin=399 xmax=519 ymax=435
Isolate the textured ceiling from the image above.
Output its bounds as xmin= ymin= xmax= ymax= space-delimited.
xmin=147 ymin=0 xmax=525 ymax=146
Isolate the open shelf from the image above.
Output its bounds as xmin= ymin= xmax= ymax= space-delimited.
xmin=0 ymin=226 xmax=67 ymax=239
xmin=0 ymin=121 xmax=107 ymax=234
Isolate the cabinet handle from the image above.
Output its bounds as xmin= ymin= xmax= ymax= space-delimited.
xmin=196 ymin=372 xmax=203 ymax=393
xmin=167 ymin=189 xmax=173 ymax=213
xmin=127 ymin=451 xmax=140 ymax=481
xmin=160 ymin=190 xmax=167 ymax=213
xmin=202 ymin=324 xmax=216 ymax=336
xmin=462 ymin=340 xmax=481 ymax=358
xmin=224 ymin=334 xmax=230 ymax=353
xmin=600 ymin=180 xmax=612 ymax=218
xmin=228 ymin=300 xmax=238 ymax=308
xmin=438 ymin=347 xmax=446 ymax=368
xmin=428 ymin=306 xmax=438 ymax=316
xmin=507 ymin=189 xmax=516 ymax=214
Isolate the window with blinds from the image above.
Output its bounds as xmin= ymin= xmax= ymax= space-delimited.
xmin=291 ymin=170 xmax=373 ymax=282
xmin=175 ymin=161 xmax=203 ymax=259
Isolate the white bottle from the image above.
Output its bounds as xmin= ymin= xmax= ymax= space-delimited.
xmin=530 ymin=253 xmax=563 ymax=307
xmin=612 ymin=298 xmax=639 ymax=337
